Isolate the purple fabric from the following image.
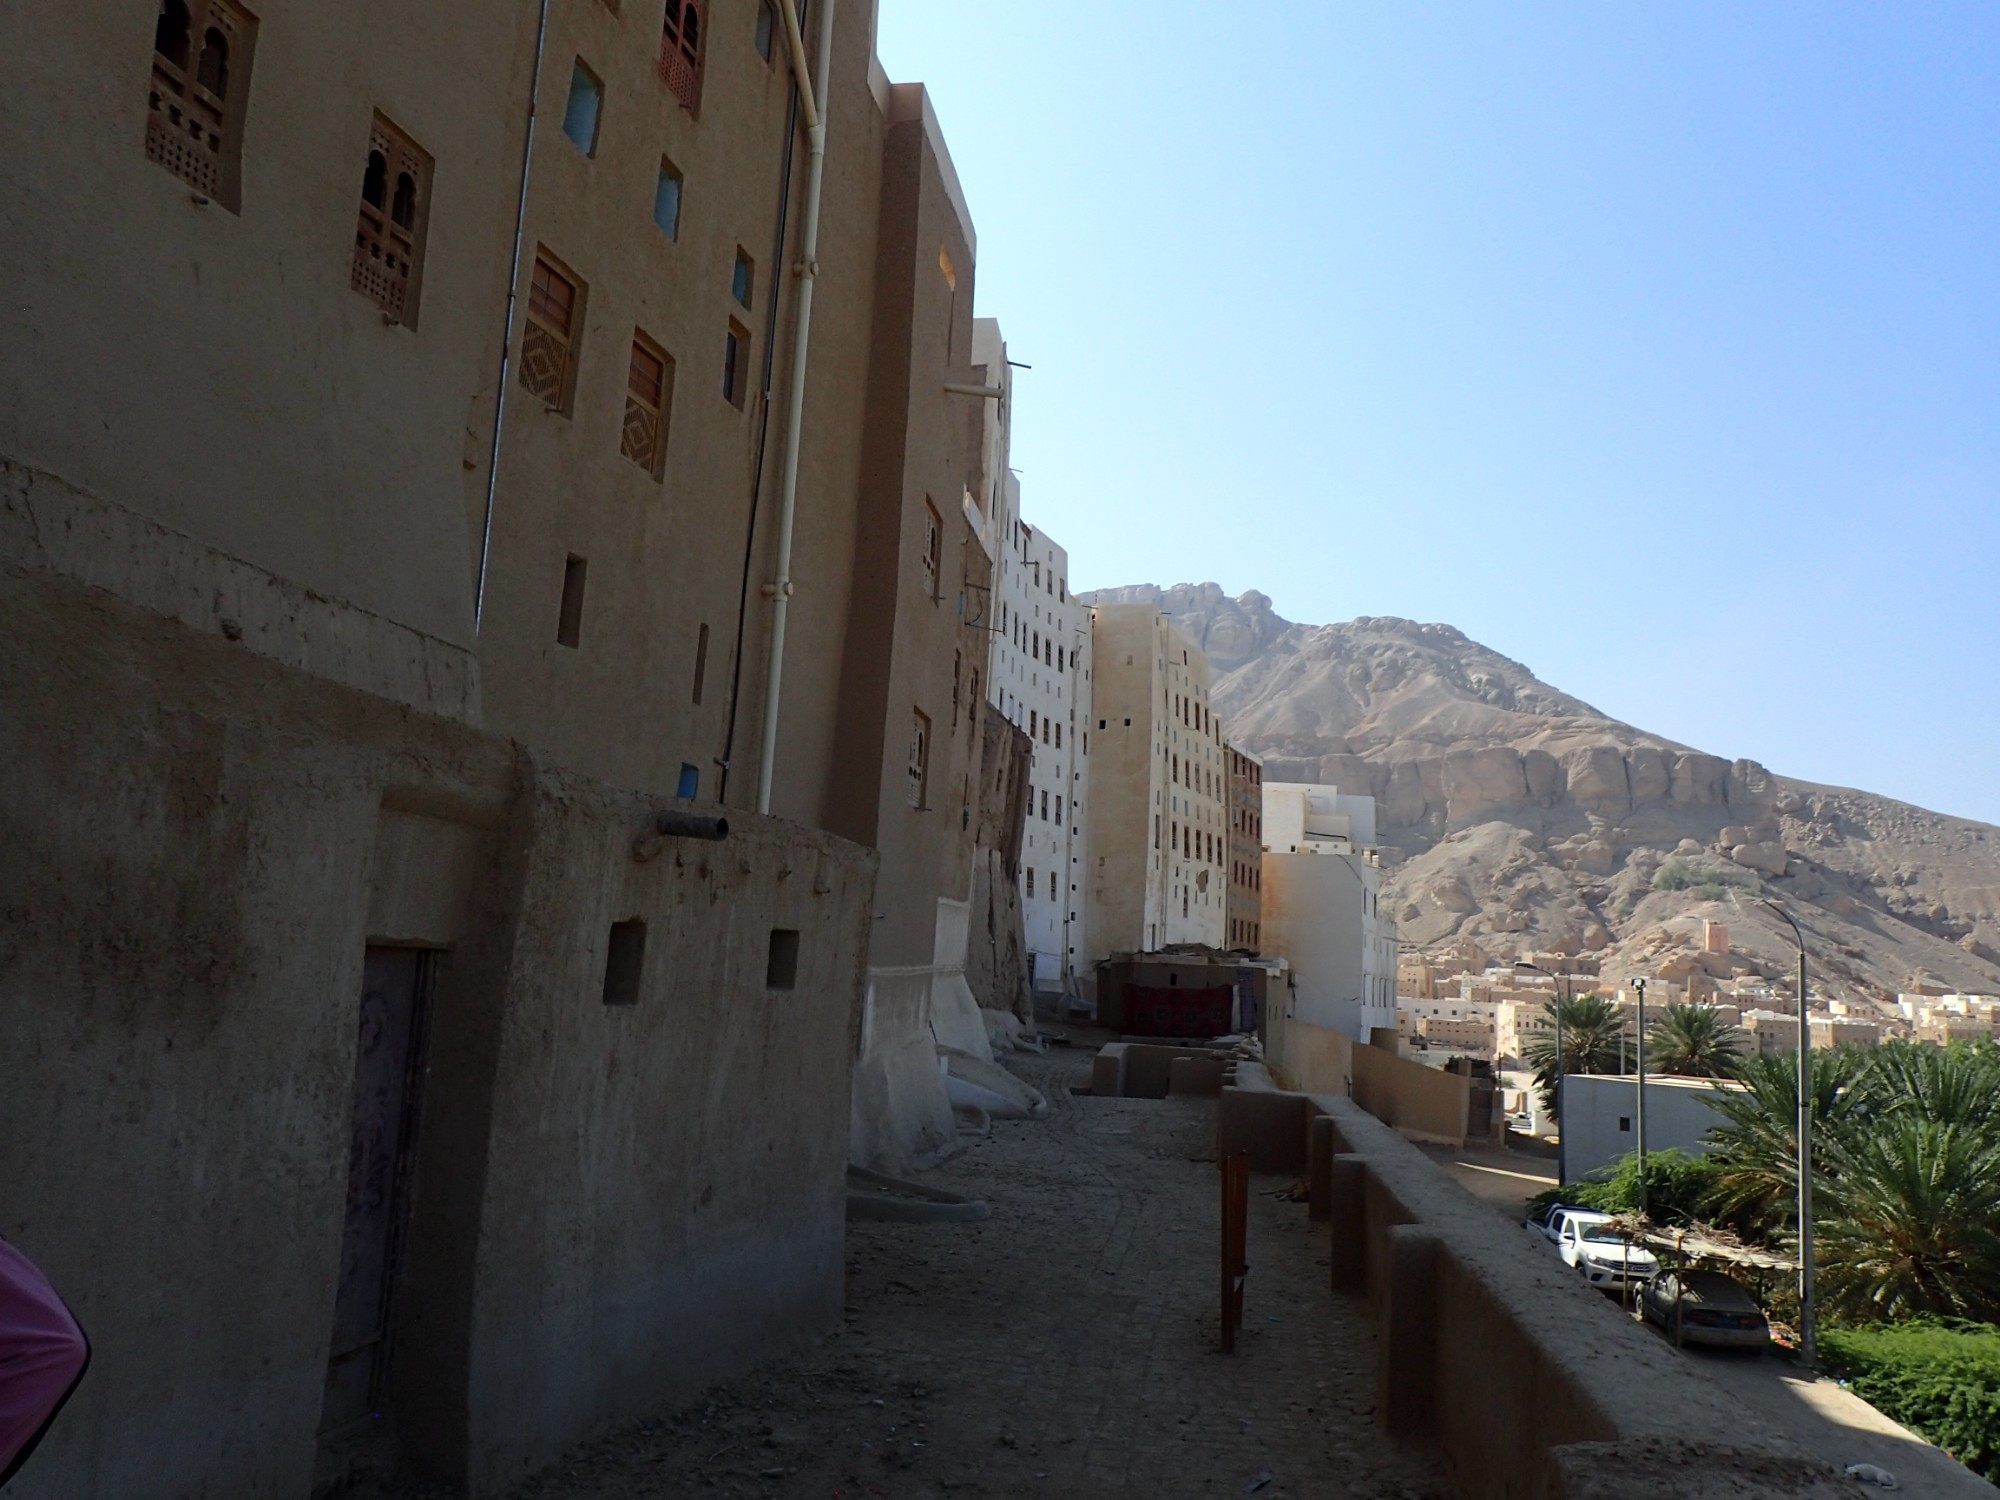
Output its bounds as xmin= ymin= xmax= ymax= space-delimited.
xmin=0 ymin=1238 xmax=87 ymax=1485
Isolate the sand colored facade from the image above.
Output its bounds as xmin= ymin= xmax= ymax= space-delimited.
xmin=1084 ymin=604 xmax=1228 ymax=960
xmin=1226 ymin=742 xmax=1265 ymax=949
xmin=0 ymin=4 xmax=1015 ymax=1495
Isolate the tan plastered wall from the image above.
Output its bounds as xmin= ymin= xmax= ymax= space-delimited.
xmin=1266 ymin=1011 xmax=1354 ymax=1097
xmin=476 ymin=0 xmax=890 ymax=815
xmin=0 ymin=561 xmax=876 ymax=1500
xmin=825 ymin=87 xmax=995 ymax=1169
xmin=0 ymin=0 xmax=534 ymax=662
xmin=1350 ymin=1039 xmax=1472 ymax=1146
xmin=1085 ymin=605 xmax=1167 ymax=956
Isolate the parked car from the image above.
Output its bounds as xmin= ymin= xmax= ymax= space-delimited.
xmin=1638 ymin=1270 xmax=1771 ymax=1350
xmin=1535 ymin=1208 xmax=1659 ymax=1288
xmin=1524 ymin=1202 xmax=1589 ymax=1246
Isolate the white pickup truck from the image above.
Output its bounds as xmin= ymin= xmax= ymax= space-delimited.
xmin=1526 ymin=1204 xmax=1659 ymax=1289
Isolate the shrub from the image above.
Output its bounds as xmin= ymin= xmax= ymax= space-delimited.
xmin=1819 ymin=1321 xmax=2000 ymax=1482
xmin=1527 ymin=1149 xmax=1724 ymax=1228
xmin=1652 ymin=856 xmax=1752 ymax=896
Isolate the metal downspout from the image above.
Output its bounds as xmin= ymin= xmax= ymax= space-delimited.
xmin=753 ymin=0 xmax=837 ymax=815
xmin=717 ymin=6 xmax=808 ymax=805
xmin=474 ymin=0 xmax=554 ymax=632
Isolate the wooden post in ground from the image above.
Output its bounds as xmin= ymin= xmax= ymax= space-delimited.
xmin=1220 ymin=1151 xmax=1249 ymax=1352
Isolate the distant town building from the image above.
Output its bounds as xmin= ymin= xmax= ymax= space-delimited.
xmin=1225 ymin=743 xmax=1264 ymax=948
xmin=1084 ymin=605 xmax=1228 ymax=957
xmin=1259 ymin=784 xmax=1399 ymax=1043
xmin=975 ymin=337 xmax=1091 ymax=995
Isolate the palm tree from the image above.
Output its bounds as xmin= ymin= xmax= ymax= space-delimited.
xmin=1815 ymin=1116 xmax=2000 ymax=1324
xmin=1647 ymin=1002 xmax=1744 ymax=1079
xmin=1524 ymin=993 xmax=1624 ymax=1113
xmin=1701 ymin=1046 xmax=1871 ymax=1236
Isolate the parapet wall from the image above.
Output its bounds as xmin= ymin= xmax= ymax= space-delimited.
xmin=1312 ymin=1096 xmax=1848 ymax=1500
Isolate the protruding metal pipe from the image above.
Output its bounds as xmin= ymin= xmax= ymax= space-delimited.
xmin=656 ymin=810 xmax=729 ymax=841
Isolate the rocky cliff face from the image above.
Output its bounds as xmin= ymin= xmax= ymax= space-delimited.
xmin=1083 ymin=583 xmax=2000 ymax=1005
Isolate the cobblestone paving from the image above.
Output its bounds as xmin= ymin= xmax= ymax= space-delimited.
xmin=498 ymin=1053 xmax=1452 ymax=1500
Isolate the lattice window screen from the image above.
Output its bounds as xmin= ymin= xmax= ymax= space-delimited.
xmin=659 ymin=0 xmax=704 ymax=112
xmin=621 ymin=337 xmax=671 ymax=478
xmin=146 ymin=0 xmax=253 ymax=209
xmin=351 ymin=116 xmax=432 ymax=325
xmin=521 ymin=256 xmax=579 ymax=410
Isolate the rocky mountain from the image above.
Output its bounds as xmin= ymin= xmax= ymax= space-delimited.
xmin=1084 ymin=583 xmax=2000 ymax=1008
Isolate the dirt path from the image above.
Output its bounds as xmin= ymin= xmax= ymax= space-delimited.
xmin=483 ymin=1052 xmax=1450 ymax=1499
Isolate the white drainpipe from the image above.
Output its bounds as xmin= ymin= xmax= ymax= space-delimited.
xmin=755 ymin=0 xmax=837 ymax=816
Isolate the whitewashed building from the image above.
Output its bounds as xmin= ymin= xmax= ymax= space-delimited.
xmin=973 ymin=320 xmax=1092 ymax=995
xmin=1259 ymin=784 xmax=1400 ymax=1043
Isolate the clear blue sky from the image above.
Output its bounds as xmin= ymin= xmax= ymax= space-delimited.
xmin=875 ymin=2 xmax=2000 ymax=826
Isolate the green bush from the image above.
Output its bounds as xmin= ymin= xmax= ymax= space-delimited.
xmin=1652 ymin=857 xmax=1752 ymax=896
xmin=1819 ymin=1321 xmax=2000 ymax=1482
xmin=1527 ymin=1149 xmax=1724 ymax=1228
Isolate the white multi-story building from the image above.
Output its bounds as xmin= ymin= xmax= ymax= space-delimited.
xmin=1259 ymin=784 xmax=1399 ymax=1043
xmin=972 ymin=319 xmax=1092 ymax=994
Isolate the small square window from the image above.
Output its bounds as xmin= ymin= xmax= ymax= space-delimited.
xmin=562 ymin=60 xmax=603 ymax=155
xmin=602 ymin=920 xmax=646 ymax=1006
xmin=557 ymin=554 xmax=587 ymax=648
xmin=921 ymin=497 xmax=942 ymax=600
xmin=677 ymin=762 xmax=699 ymax=799
xmin=653 ymin=160 xmax=683 ymax=239
xmin=731 ymin=248 xmax=754 ymax=309
xmin=723 ymin=319 xmax=750 ymax=408
xmin=754 ymin=1 xmax=778 ymax=62
xmin=766 ymin=928 xmax=800 ymax=990
xmin=908 ymin=710 xmax=930 ymax=808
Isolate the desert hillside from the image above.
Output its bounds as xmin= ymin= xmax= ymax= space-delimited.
xmin=1085 ymin=583 xmax=2000 ymax=1009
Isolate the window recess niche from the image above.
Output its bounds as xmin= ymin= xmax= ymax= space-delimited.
xmin=146 ymin=0 xmax=257 ymax=211
xmin=351 ymin=115 xmax=433 ymax=325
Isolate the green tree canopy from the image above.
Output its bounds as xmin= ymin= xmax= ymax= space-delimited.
xmin=1647 ymin=1001 xmax=1744 ymax=1079
xmin=1524 ymin=992 xmax=1624 ymax=1112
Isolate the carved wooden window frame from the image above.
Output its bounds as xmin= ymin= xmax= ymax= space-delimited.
xmin=351 ymin=114 xmax=433 ymax=326
xmin=145 ymin=0 xmax=257 ymax=211
xmin=621 ymin=332 xmax=673 ymax=479
xmin=521 ymin=251 xmax=585 ymax=414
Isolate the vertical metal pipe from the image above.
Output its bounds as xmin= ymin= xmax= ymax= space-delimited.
xmin=1634 ymin=976 xmax=1648 ymax=1217
xmin=1764 ymin=899 xmax=1815 ymax=1366
xmin=474 ymin=0 xmax=555 ymax=632
xmin=754 ymin=0 xmax=837 ymax=816
xmin=1797 ymin=941 xmax=1814 ymax=1365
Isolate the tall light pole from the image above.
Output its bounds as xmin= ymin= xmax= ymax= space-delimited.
xmin=1516 ymin=960 xmax=1568 ymax=1184
xmin=1633 ymin=976 xmax=1648 ymax=1218
xmin=1762 ymin=899 xmax=1815 ymax=1367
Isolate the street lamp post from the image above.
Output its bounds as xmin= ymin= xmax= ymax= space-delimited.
xmin=1762 ymin=899 xmax=1815 ymax=1367
xmin=1516 ymin=961 xmax=1568 ymax=1185
xmin=1633 ymin=976 xmax=1648 ymax=1218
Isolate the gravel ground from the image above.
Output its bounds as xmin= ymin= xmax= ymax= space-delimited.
xmin=395 ymin=1051 xmax=1453 ymax=1499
